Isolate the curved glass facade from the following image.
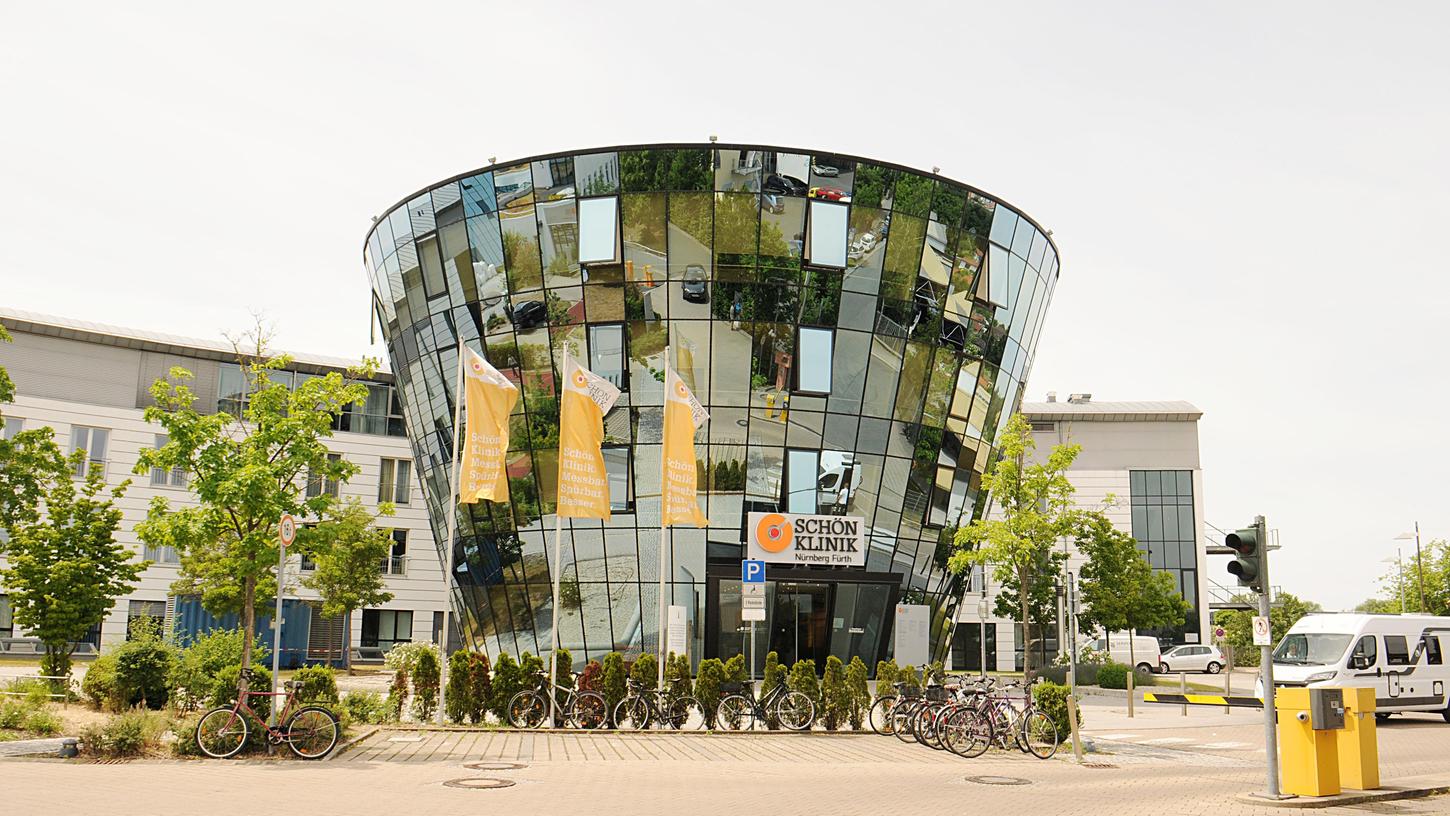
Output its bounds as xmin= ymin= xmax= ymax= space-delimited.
xmin=364 ymin=145 xmax=1058 ymax=671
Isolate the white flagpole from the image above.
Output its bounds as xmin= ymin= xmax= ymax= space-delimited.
xmin=548 ymin=512 xmax=565 ymax=727
xmin=436 ymin=338 xmax=465 ymax=725
xmin=657 ymin=345 xmax=670 ymax=703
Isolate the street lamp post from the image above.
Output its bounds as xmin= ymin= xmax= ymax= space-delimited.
xmin=1395 ymin=524 xmax=1427 ymax=612
xmin=977 ymin=590 xmax=990 ymax=677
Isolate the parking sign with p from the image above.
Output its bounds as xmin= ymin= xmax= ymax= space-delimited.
xmin=742 ymin=559 xmax=765 ymax=583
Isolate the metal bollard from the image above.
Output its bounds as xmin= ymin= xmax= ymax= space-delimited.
xmin=59 ymin=738 xmax=78 ymax=758
xmin=1181 ymin=672 xmax=1188 ymax=717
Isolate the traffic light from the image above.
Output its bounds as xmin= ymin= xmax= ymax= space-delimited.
xmin=1225 ymin=526 xmax=1264 ymax=593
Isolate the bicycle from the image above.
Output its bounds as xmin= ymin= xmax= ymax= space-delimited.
xmin=195 ymin=675 xmax=340 ymax=759
xmin=507 ymin=672 xmax=608 ymax=729
xmin=613 ymin=677 xmax=702 ymax=730
xmin=716 ymin=679 xmax=815 ymax=731
xmin=976 ymin=680 xmax=1059 ymax=759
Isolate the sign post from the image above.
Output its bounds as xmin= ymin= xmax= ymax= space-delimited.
xmin=741 ymin=560 xmax=766 ymax=680
xmin=271 ymin=513 xmax=297 ymax=729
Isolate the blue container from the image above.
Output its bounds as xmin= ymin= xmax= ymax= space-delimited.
xmin=172 ymin=597 xmax=347 ymax=668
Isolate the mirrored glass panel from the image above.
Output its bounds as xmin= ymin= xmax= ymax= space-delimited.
xmin=577 ymin=196 xmax=621 ymax=264
xmin=797 ymin=327 xmax=833 ymax=394
xmin=806 ymin=200 xmax=848 ymax=268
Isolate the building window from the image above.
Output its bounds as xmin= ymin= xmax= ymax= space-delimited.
xmin=149 ymin=434 xmax=189 ymax=487
xmin=381 ymin=530 xmax=407 ymax=575
xmin=1129 ymin=470 xmax=1198 ymax=643
xmin=126 ymin=600 xmax=166 ymax=639
xmin=218 ymin=364 xmax=249 ymax=416
xmin=306 ymin=453 xmax=341 ymax=498
xmin=805 ymin=199 xmax=849 ymax=268
xmin=602 ymin=447 xmax=632 ymax=512
xmin=341 ymin=382 xmax=404 ymax=436
xmin=379 ymin=458 xmax=411 ymax=504
xmin=0 ymin=594 xmax=12 ymax=638
xmin=2 ymin=417 xmax=22 ymax=439
xmin=588 ymin=324 xmax=626 ymax=390
xmin=577 ymin=196 xmax=621 ymax=264
xmin=785 ymin=449 xmax=819 ymax=513
xmin=796 ymin=327 xmax=834 ymax=394
xmin=361 ymin=609 xmax=413 ymax=651
xmin=70 ymin=426 xmax=109 ymax=480
xmin=144 ymin=544 xmax=180 ymax=565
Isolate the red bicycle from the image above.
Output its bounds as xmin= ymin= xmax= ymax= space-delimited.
xmin=195 ymin=675 xmax=340 ymax=759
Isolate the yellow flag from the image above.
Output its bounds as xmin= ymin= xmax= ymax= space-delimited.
xmin=555 ymin=356 xmax=620 ymax=519
xmin=662 ymin=364 xmax=709 ymax=527
xmin=459 ymin=346 xmax=519 ymax=504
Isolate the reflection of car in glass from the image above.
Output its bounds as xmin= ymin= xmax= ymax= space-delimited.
xmin=681 ymin=264 xmax=709 ymax=303
xmin=507 ymin=299 xmax=548 ymax=329
xmin=811 ymin=163 xmax=840 ymax=177
xmin=548 ymin=186 xmax=575 ymax=200
xmin=763 ymin=174 xmax=808 ymax=196
xmin=1159 ymin=644 xmax=1225 ymax=674
xmin=809 ymin=186 xmax=850 ymax=202
xmin=761 ymin=193 xmax=784 ymax=214
xmin=850 ymin=233 xmax=877 ymax=255
xmin=817 ymin=455 xmax=861 ymax=512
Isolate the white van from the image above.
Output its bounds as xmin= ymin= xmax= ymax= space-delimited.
xmin=1266 ymin=613 xmax=1449 ymax=720
xmin=1088 ymin=633 xmax=1163 ymax=674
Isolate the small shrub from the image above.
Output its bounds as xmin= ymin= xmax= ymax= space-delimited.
xmin=111 ymin=621 xmax=176 ymax=710
xmin=212 ymin=664 xmax=273 ymax=721
xmin=1032 ymin=681 xmax=1081 ymax=739
xmin=722 ymin=653 xmax=745 ymax=685
xmin=762 ymin=651 xmax=785 ymax=729
xmin=386 ymin=665 xmax=409 ymax=721
xmin=81 ymin=653 xmax=120 ymax=710
xmin=292 ymin=665 xmax=339 ymax=707
xmin=519 ymin=651 xmax=545 ymax=685
xmin=629 ymin=653 xmax=658 ymax=690
xmin=446 ymin=650 xmax=471 ymax=724
xmin=845 ymin=657 xmax=870 ymax=730
xmin=0 ymin=699 xmax=30 ymax=729
xmin=820 ymin=656 xmax=848 ymax=731
xmin=787 ymin=659 xmax=819 ymax=706
xmin=897 ymin=664 xmax=920 ymax=694
xmin=465 ymin=652 xmax=492 ymax=724
xmin=411 ymin=647 xmax=441 ymax=721
xmin=600 ymin=652 xmax=626 ymax=717
xmin=1097 ymin=662 xmax=1129 ymax=690
xmin=168 ymin=628 xmax=264 ymax=712
xmin=489 ymin=652 xmax=523 ymax=722
xmin=24 ymin=707 xmax=62 ymax=736
xmin=664 ymin=652 xmax=692 ymax=709
xmin=693 ymin=658 xmax=726 ymax=728
xmin=874 ymin=659 xmax=899 ymax=699
xmin=83 ymin=711 xmax=166 ymax=758
xmin=342 ymin=691 xmax=388 ymax=725
xmin=170 ymin=714 xmax=204 ymax=757
xmin=577 ymin=659 xmax=604 ymax=693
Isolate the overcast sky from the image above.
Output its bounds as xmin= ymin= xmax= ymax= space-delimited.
xmin=3 ymin=2 xmax=1446 ymax=611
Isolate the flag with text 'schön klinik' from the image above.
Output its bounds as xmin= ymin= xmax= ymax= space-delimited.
xmin=555 ymin=356 xmax=621 ymax=519
xmin=661 ymin=364 xmax=709 ymax=527
xmin=459 ymin=346 xmax=519 ymax=504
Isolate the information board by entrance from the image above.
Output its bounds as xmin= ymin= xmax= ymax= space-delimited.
xmin=746 ymin=512 xmax=866 ymax=567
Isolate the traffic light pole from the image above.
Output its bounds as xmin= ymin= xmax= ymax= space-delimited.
xmin=1255 ymin=514 xmax=1283 ymax=799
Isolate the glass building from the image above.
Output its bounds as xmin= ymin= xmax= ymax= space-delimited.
xmin=364 ymin=144 xmax=1059 ymax=673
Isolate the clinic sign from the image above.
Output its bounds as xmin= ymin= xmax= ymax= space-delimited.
xmin=746 ymin=512 xmax=866 ymax=567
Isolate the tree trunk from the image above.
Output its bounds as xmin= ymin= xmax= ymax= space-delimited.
xmin=1020 ymin=569 xmax=1033 ymax=682
xmin=238 ymin=577 xmax=256 ymax=697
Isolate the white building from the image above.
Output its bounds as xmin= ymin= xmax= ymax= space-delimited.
xmin=951 ymin=394 xmax=1210 ymax=672
xmin=0 ymin=308 xmax=446 ymax=661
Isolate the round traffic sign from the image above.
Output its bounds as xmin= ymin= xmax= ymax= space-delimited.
xmin=1214 ymin=626 xmax=1226 ymax=639
xmin=278 ymin=513 xmax=298 ymax=547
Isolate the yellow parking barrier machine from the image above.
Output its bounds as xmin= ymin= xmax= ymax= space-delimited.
xmin=1336 ymin=687 xmax=1379 ymax=791
xmin=1276 ymin=687 xmax=1345 ymax=797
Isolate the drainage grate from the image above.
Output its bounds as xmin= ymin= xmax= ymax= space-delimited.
xmin=964 ymin=775 xmax=1032 ymax=786
xmin=464 ymin=761 xmax=529 ymax=771
xmin=443 ymin=777 xmax=516 ymax=790
xmin=1082 ymin=763 xmax=1118 ymax=769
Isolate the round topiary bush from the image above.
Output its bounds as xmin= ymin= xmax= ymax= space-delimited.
xmin=1097 ymin=662 xmax=1129 ymax=690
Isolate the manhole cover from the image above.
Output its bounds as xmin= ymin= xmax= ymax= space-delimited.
xmin=736 ymin=419 xmax=748 ymax=427
xmin=443 ymin=777 xmax=516 ymax=790
xmin=464 ymin=761 xmax=529 ymax=771
xmin=964 ymin=775 xmax=1032 ymax=786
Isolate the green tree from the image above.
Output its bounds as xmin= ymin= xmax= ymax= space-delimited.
xmin=134 ymin=327 xmax=371 ymax=699
xmin=949 ymin=413 xmax=1083 ymax=680
xmin=630 ymin=653 xmax=659 ymax=691
xmin=300 ymin=498 xmax=396 ymax=674
xmin=1214 ymin=591 xmax=1323 ymax=667
xmin=489 ymin=652 xmax=523 ymax=722
xmin=1370 ymin=539 xmax=1449 ymax=616
xmin=0 ymin=447 xmax=142 ymax=684
xmin=1077 ymin=511 xmax=1189 ymax=672
xmin=1354 ymin=597 xmax=1400 ymax=614
xmin=845 ymin=656 xmax=870 ymax=729
xmin=820 ymin=655 xmax=848 ymax=731
xmin=601 ymin=651 xmax=627 ymax=716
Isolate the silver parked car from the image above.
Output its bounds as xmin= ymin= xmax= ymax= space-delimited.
xmin=1159 ymin=644 xmax=1226 ymax=674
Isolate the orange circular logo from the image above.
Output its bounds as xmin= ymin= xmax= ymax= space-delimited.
xmin=470 ymin=359 xmax=483 ymax=372
xmin=756 ymin=513 xmax=793 ymax=553
xmin=674 ymin=380 xmax=689 ymax=398
xmin=572 ymin=371 xmax=588 ymax=387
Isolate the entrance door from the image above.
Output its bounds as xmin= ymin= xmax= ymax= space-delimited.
xmin=770 ymin=582 xmax=829 ymax=667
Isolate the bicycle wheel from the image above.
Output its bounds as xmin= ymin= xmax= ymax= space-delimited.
xmin=508 ymin=690 xmax=548 ymax=728
xmin=614 ymin=696 xmax=651 ymax=730
xmin=867 ymin=696 xmax=897 ymax=735
xmin=892 ymin=701 xmax=919 ymax=742
xmin=665 ymin=696 xmax=700 ymax=730
xmin=942 ymin=708 xmax=992 ymax=759
xmin=285 ymin=706 xmax=340 ymax=759
xmin=569 ymin=691 xmax=608 ymax=729
xmin=915 ymin=703 xmax=946 ymax=750
xmin=775 ymin=690 xmax=816 ymax=731
xmin=716 ymin=694 xmax=755 ymax=731
xmin=1020 ymin=710 xmax=1060 ymax=759
xmin=196 ymin=707 xmax=249 ymax=759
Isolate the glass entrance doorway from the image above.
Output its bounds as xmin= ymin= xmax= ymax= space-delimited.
xmin=706 ymin=568 xmax=900 ymax=676
xmin=770 ymin=582 xmax=829 ymax=666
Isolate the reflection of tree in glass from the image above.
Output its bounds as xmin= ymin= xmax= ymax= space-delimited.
xmin=621 ymin=193 xmax=665 ymax=252
xmin=931 ymin=183 xmax=966 ymax=228
xmin=502 ymin=227 xmax=542 ymax=292
xmin=619 ymin=149 xmax=712 ymax=193
xmin=892 ymin=175 xmax=934 ymax=219
xmin=852 ymin=164 xmax=896 ymax=209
